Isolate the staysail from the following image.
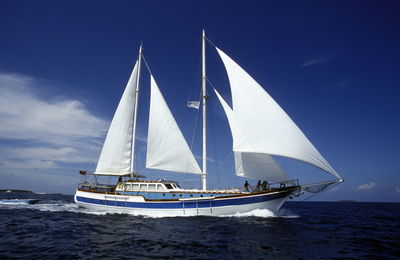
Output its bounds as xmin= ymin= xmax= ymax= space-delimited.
xmin=146 ymin=75 xmax=202 ymax=174
xmin=214 ymin=88 xmax=290 ymax=182
xmin=215 ymin=47 xmax=342 ymax=180
xmin=95 ymin=61 xmax=139 ymax=176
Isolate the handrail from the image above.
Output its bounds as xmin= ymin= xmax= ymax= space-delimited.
xmin=242 ymin=179 xmax=299 ymax=193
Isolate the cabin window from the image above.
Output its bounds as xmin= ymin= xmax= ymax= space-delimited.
xmin=148 ymin=184 xmax=156 ymax=190
xmin=165 ymin=184 xmax=174 ymax=189
xmin=125 ymin=184 xmax=132 ymax=191
xmin=132 ymin=184 xmax=139 ymax=190
xmin=157 ymin=184 xmax=164 ymax=191
xmin=140 ymin=184 xmax=147 ymax=190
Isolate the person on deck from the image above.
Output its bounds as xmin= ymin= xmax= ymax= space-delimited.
xmin=256 ymin=180 xmax=262 ymax=191
xmin=262 ymin=180 xmax=269 ymax=191
xmin=244 ymin=180 xmax=250 ymax=192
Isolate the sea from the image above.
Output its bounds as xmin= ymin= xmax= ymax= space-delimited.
xmin=0 ymin=193 xmax=399 ymax=259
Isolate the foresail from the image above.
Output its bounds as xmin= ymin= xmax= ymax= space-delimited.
xmin=213 ymin=88 xmax=247 ymax=149
xmin=216 ymin=47 xmax=342 ymax=180
xmin=146 ymin=76 xmax=202 ymax=174
xmin=214 ymin=88 xmax=290 ymax=182
xmin=235 ymin=152 xmax=290 ymax=182
xmin=95 ymin=61 xmax=139 ymax=176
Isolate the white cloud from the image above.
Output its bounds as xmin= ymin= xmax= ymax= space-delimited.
xmin=301 ymin=55 xmax=334 ymax=68
xmin=1 ymin=159 xmax=58 ymax=170
xmin=0 ymin=72 xmax=106 ymax=144
xmin=356 ymin=182 xmax=377 ymax=191
xmin=0 ymin=72 xmax=107 ymax=170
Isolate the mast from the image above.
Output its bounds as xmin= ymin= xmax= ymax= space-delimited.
xmin=201 ymin=30 xmax=207 ymax=190
xmin=130 ymin=45 xmax=143 ymax=178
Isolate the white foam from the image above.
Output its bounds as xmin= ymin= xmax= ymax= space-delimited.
xmin=220 ymin=208 xmax=299 ymax=218
xmin=34 ymin=202 xmax=115 ymax=216
xmin=1 ymin=200 xmax=299 ymax=219
xmin=276 ymin=208 xmax=299 ymax=218
xmin=33 ymin=202 xmax=169 ymax=217
xmin=220 ymin=208 xmax=275 ymax=218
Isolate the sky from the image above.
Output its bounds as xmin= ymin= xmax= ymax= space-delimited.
xmin=0 ymin=0 xmax=399 ymax=202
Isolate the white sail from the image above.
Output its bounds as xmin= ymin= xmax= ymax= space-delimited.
xmin=214 ymin=88 xmax=290 ymax=182
xmin=234 ymin=152 xmax=290 ymax=182
xmin=216 ymin=47 xmax=342 ymax=180
xmin=146 ymin=75 xmax=202 ymax=174
xmin=95 ymin=61 xmax=139 ymax=176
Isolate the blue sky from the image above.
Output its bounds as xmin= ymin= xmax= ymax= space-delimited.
xmin=0 ymin=0 xmax=399 ymax=202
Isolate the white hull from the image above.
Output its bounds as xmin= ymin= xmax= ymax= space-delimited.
xmin=74 ymin=189 xmax=292 ymax=216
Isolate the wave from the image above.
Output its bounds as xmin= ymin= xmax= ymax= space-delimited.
xmin=220 ymin=208 xmax=299 ymax=218
xmin=1 ymin=200 xmax=299 ymax=219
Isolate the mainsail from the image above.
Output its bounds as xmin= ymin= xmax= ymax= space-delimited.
xmin=95 ymin=61 xmax=139 ymax=176
xmin=215 ymin=47 xmax=342 ymax=181
xmin=146 ymin=75 xmax=202 ymax=174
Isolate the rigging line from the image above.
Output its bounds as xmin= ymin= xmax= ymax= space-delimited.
xmin=214 ymin=150 xmax=234 ymax=188
xmin=189 ymin=88 xmax=202 ymax=186
xmin=285 ymin=182 xmax=341 ymax=211
xmin=214 ymin=150 xmax=238 ymax=188
xmin=142 ymin=54 xmax=153 ymax=75
xmin=217 ymin=150 xmax=233 ymax=172
xmin=205 ymin=77 xmax=236 ymax=188
xmin=184 ymin=40 xmax=203 ymax=186
xmin=207 ymin=109 xmax=221 ymax=189
xmin=206 ymin=78 xmax=218 ymax=90
xmin=188 ymin=86 xmax=203 ymax=154
xmin=205 ymin=37 xmax=217 ymax=48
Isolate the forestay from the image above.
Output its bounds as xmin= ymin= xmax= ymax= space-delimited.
xmin=95 ymin=61 xmax=139 ymax=176
xmin=216 ymin=47 xmax=342 ymax=180
xmin=214 ymin=88 xmax=290 ymax=182
xmin=146 ymin=75 xmax=202 ymax=174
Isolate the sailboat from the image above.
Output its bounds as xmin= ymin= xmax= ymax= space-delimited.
xmin=74 ymin=31 xmax=343 ymax=216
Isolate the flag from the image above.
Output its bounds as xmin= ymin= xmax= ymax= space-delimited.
xmin=187 ymin=101 xmax=200 ymax=109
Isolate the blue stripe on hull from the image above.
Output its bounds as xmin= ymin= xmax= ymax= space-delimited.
xmin=76 ymin=191 xmax=291 ymax=209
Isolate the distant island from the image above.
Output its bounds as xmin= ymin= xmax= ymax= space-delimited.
xmin=0 ymin=189 xmax=34 ymax=193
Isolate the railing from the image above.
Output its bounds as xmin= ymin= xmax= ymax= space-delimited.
xmin=243 ymin=179 xmax=299 ymax=193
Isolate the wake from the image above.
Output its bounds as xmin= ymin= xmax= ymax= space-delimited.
xmin=1 ymin=200 xmax=299 ymax=219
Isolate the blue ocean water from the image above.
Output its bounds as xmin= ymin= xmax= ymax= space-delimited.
xmin=0 ymin=193 xmax=399 ymax=259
